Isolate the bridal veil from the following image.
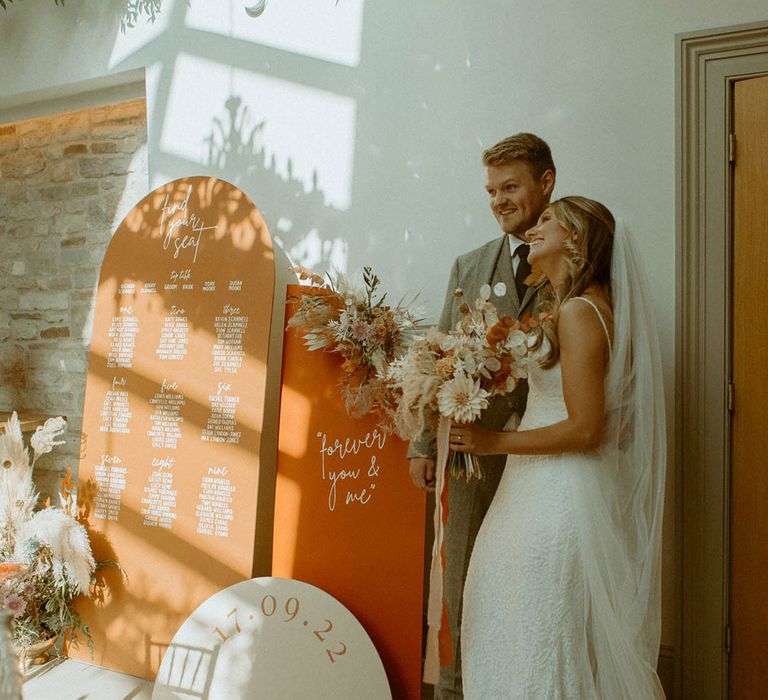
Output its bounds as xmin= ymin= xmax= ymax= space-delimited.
xmin=566 ymin=220 xmax=667 ymax=697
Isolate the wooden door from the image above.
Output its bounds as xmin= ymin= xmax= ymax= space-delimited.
xmin=730 ymin=74 xmax=768 ymax=699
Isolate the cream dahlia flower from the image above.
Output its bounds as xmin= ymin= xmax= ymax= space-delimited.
xmin=436 ymin=373 xmax=489 ymax=423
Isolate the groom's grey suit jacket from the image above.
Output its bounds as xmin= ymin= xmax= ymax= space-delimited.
xmin=409 ymin=233 xmax=537 ymax=700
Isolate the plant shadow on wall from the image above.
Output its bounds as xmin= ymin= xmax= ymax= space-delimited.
xmin=0 ymin=0 xmax=158 ymax=21
xmin=120 ymin=0 xmax=188 ymax=33
xmin=204 ymin=95 xmax=350 ymax=275
xmin=0 ymin=0 xmax=173 ymax=33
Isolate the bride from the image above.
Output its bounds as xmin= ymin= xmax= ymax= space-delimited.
xmin=450 ymin=196 xmax=666 ymax=698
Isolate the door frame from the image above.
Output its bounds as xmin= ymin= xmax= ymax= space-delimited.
xmin=676 ymin=20 xmax=768 ymax=699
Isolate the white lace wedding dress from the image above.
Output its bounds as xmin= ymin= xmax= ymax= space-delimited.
xmin=461 ymin=296 xmax=666 ymax=699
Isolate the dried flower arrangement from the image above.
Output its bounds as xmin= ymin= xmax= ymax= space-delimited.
xmin=287 ymin=266 xmax=424 ymax=430
xmin=0 ymin=414 xmax=108 ymax=652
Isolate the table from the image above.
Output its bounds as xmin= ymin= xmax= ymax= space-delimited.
xmin=23 ymin=658 xmax=153 ymax=700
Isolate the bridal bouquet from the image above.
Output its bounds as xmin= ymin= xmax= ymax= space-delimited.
xmin=287 ymin=266 xmax=424 ymax=428
xmin=388 ymin=287 xmax=536 ymax=479
xmin=0 ymin=414 xmax=104 ymax=652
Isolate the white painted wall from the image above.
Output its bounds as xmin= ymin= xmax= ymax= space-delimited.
xmin=3 ymin=0 xmax=768 ymax=648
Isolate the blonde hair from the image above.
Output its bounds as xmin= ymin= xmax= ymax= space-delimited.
xmin=482 ymin=133 xmax=556 ymax=178
xmin=532 ymin=196 xmax=615 ymax=367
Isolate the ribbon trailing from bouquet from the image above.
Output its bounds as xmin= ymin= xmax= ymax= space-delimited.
xmin=423 ymin=416 xmax=452 ymax=684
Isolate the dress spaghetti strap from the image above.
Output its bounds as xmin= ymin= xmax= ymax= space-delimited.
xmin=572 ymin=296 xmax=612 ymax=355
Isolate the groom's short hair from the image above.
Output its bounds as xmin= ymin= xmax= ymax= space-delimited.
xmin=483 ymin=133 xmax=556 ymax=178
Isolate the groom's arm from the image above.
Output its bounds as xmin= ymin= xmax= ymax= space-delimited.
xmin=407 ymin=257 xmax=461 ymax=465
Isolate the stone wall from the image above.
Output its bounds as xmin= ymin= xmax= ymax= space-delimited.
xmin=0 ymin=98 xmax=148 ymax=496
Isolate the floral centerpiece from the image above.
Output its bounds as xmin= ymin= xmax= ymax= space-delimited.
xmin=387 ymin=286 xmax=536 ymax=479
xmin=0 ymin=413 xmax=100 ymax=654
xmin=287 ymin=266 xmax=424 ymax=429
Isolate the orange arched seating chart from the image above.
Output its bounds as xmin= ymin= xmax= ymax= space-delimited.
xmin=272 ymin=285 xmax=426 ymax=700
xmin=72 ymin=177 xmax=275 ymax=679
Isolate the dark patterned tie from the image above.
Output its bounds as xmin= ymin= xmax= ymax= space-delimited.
xmin=514 ymin=244 xmax=531 ymax=302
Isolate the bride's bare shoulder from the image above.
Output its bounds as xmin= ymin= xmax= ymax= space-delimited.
xmin=558 ymin=297 xmax=602 ymax=324
xmin=558 ymin=295 xmax=613 ymax=349
xmin=566 ymin=287 xmax=613 ymax=324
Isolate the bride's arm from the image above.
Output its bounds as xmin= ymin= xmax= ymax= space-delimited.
xmin=450 ymin=299 xmax=609 ymax=455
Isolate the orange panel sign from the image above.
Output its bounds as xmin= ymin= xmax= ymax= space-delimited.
xmin=273 ymin=285 xmax=426 ymax=700
xmin=73 ymin=177 xmax=274 ymax=678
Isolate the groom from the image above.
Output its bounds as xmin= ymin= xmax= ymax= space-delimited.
xmin=408 ymin=133 xmax=556 ymax=699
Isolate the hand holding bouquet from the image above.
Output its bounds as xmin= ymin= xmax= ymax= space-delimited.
xmin=388 ymin=287 xmax=536 ymax=479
